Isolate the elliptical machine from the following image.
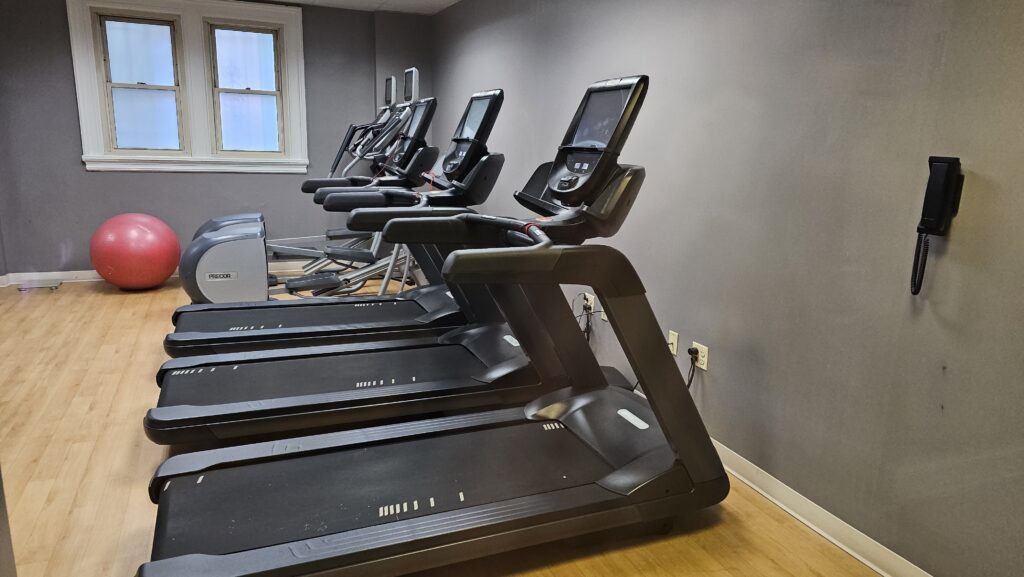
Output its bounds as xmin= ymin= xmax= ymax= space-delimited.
xmin=179 ymin=94 xmax=439 ymax=304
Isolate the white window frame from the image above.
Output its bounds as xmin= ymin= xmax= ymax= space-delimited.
xmin=67 ymin=0 xmax=308 ymax=173
xmin=209 ymin=23 xmax=284 ymax=154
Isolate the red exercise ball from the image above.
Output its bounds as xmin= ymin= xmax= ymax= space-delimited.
xmin=90 ymin=213 xmax=180 ymax=290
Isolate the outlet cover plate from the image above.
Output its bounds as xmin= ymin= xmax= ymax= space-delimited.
xmin=692 ymin=341 xmax=708 ymax=370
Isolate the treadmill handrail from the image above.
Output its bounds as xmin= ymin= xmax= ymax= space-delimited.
xmin=442 ymin=244 xmax=641 ymax=297
xmin=320 ymin=188 xmax=423 ymax=212
xmin=382 ymin=213 xmax=551 ymax=247
xmin=442 ymin=243 xmax=725 ymax=485
xmin=347 ymin=207 xmax=476 ymax=233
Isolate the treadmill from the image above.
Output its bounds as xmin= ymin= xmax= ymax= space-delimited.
xmin=137 ymin=76 xmax=731 ymax=577
xmin=163 ymin=93 xmax=502 ymax=358
xmin=144 ymin=79 xmax=647 ymax=445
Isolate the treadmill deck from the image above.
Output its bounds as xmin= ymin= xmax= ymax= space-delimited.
xmin=158 ymin=344 xmax=486 ymax=406
xmin=152 ymin=421 xmax=612 ymax=560
xmin=174 ymin=300 xmax=425 ymax=334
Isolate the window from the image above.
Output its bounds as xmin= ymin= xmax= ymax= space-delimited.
xmin=100 ymin=17 xmax=183 ymax=150
xmin=211 ymin=26 xmax=281 ymax=152
xmin=67 ymin=0 xmax=308 ymax=173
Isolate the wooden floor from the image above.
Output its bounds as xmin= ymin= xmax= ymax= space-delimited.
xmin=0 ymin=281 xmax=878 ymax=577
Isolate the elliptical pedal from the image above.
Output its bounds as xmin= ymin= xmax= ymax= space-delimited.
xmin=284 ymin=271 xmax=342 ymax=292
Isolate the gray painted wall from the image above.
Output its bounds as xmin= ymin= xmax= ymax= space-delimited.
xmin=0 ymin=120 xmax=6 ymax=276
xmin=431 ymin=1 xmax=1024 ymax=576
xmin=0 ymin=213 xmax=7 ymax=277
xmin=0 ymin=0 xmax=377 ymax=272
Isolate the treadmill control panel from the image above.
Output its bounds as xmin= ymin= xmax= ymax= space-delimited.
xmin=557 ymin=175 xmax=579 ymax=190
xmin=444 ymin=141 xmax=472 ymax=173
xmin=443 ymin=140 xmax=483 ymax=182
xmin=389 ymin=140 xmax=410 ymax=166
xmin=566 ymin=151 xmax=600 ymax=175
xmin=548 ymin=150 xmax=602 ymax=198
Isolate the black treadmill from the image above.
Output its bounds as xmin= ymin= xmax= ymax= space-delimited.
xmin=144 ymin=79 xmax=649 ymax=445
xmin=164 ymin=93 xmax=503 ymax=358
xmin=137 ymin=80 xmax=730 ymax=577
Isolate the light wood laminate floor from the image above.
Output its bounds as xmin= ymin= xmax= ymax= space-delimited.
xmin=0 ymin=281 xmax=878 ymax=577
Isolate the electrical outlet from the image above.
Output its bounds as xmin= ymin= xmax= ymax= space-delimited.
xmin=667 ymin=330 xmax=679 ymax=356
xmin=692 ymin=341 xmax=708 ymax=370
xmin=583 ymin=292 xmax=608 ymax=321
xmin=583 ymin=293 xmax=596 ymax=310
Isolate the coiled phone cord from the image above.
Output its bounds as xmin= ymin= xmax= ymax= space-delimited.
xmin=910 ymin=233 xmax=929 ymax=295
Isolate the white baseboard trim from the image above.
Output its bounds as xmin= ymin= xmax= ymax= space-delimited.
xmin=713 ymin=439 xmax=930 ymax=577
xmin=1 ymin=269 xmax=104 ymax=287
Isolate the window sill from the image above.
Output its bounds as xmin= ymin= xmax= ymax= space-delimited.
xmin=81 ymin=154 xmax=309 ymax=174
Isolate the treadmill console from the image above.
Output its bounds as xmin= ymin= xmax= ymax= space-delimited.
xmin=441 ymin=90 xmax=503 ymax=183
xmin=444 ymin=141 xmax=475 ymax=174
xmin=545 ymin=77 xmax=645 ymax=206
xmin=387 ymin=98 xmax=435 ymax=168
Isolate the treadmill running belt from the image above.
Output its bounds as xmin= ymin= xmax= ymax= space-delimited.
xmin=174 ymin=300 xmax=425 ymax=334
xmin=158 ymin=345 xmax=486 ymax=406
xmin=152 ymin=422 xmax=613 ymax=560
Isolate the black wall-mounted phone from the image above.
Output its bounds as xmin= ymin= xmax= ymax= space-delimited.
xmin=911 ymin=156 xmax=964 ymax=295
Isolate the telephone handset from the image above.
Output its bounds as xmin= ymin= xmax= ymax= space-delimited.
xmin=911 ymin=156 xmax=964 ymax=295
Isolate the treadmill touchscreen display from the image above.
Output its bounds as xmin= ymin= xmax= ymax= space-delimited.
xmin=571 ymin=88 xmax=629 ymax=148
xmin=459 ymin=98 xmax=490 ymax=138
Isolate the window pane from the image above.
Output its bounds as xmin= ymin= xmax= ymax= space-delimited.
xmin=112 ymin=87 xmax=180 ymax=149
xmin=105 ymin=20 xmax=175 ymax=86
xmin=214 ymin=28 xmax=276 ymax=91
xmin=219 ymin=93 xmax=279 ymax=151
